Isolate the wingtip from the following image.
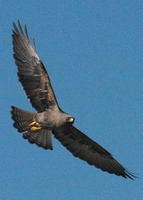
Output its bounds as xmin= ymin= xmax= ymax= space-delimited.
xmin=124 ymin=170 xmax=138 ymax=180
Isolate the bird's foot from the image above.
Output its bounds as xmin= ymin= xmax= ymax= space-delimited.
xmin=29 ymin=119 xmax=42 ymax=131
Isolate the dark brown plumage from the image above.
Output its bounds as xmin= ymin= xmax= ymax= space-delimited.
xmin=11 ymin=21 xmax=136 ymax=179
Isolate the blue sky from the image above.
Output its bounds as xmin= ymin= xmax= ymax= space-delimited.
xmin=0 ymin=1 xmax=142 ymax=199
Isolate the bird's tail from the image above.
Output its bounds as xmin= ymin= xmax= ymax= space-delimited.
xmin=11 ymin=106 xmax=53 ymax=150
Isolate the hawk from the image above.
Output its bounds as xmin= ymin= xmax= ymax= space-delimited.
xmin=11 ymin=21 xmax=136 ymax=179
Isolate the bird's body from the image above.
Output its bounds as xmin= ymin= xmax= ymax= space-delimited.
xmin=11 ymin=21 xmax=136 ymax=180
xmin=35 ymin=108 xmax=74 ymax=130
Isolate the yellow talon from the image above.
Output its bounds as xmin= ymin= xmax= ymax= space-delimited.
xmin=29 ymin=120 xmax=37 ymax=126
xmin=31 ymin=126 xmax=41 ymax=131
xmin=29 ymin=119 xmax=42 ymax=131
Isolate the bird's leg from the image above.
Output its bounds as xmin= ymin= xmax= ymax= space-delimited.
xmin=29 ymin=119 xmax=42 ymax=131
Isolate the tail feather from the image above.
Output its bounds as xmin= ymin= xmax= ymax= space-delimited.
xmin=11 ymin=106 xmax=53 ymax=150
xmin=11 ymin=106 xmax=35 ymax=132
xmin=23 ymin=130 xmax=53 ymax=150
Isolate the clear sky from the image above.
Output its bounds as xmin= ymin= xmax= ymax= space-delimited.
xmin=0 ymin=1 xmax=142 ymax=200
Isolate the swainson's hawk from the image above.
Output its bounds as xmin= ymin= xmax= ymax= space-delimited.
xmin=11 ymin=21 xmax=136 ymax=179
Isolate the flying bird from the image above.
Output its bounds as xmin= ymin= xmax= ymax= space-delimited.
xmin=11 ymin=21 xmax=136 ymax=180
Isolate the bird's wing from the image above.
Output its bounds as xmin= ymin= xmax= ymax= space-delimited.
xmin=12 ymin=21 xmax=59 ymax=112
xmin=53 ymin=125 xmax=136 ymax=179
